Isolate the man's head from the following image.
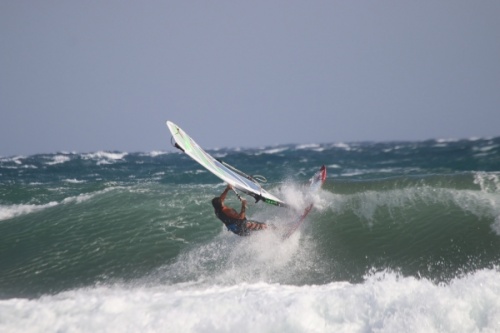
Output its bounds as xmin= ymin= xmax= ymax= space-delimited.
xmin=212 ymin=197 xmax=222 ymax=209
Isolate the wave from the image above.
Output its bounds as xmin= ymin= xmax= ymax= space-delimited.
xmin=81 ymin=151 xmax=128 ymax=165
xmin=0 ymin=155 xmax=37 ymax=169
xmin=62 ymin=179 xmax=86 ymax=184
xmin=0 ymin=268 xmax=498 ymax=333
xmin=45 ymin=155 xmax=71 ymax=166
xmin=0 ymin=202 xmax=59 ymax=221
xmin=2 ymin=142 xmax=500 ymax=308
xmin=294 ymin=143 xmax=326 ymax=152
xmin=0 ymin=155 xmax=26 ymax=164
xmin=260 ymin=147 xmax=289 ymax=155
xmin=138 ymin=151 xmax=168 ymax=158
xmin=0 ymin=189 xmax=114 ymax=221
xmin=328 ymin=182 xmax=500 ymax=228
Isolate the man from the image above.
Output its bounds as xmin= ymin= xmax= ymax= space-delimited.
xmin=212 ymin=184 xmax=269 ymax=236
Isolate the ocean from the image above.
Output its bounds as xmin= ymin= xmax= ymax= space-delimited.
xmin=1 ymin=137 xmax=500 ymax=332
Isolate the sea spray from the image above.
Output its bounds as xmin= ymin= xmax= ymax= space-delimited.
xmin=1 ymin=269 xmax=499 ymax=333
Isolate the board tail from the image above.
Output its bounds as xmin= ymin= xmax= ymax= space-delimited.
xmin=282 ymin=165 xmax=327 ymax=240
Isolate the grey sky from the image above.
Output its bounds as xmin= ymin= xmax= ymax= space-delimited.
xmin=1 ymin=1 xmax=499 ymax=156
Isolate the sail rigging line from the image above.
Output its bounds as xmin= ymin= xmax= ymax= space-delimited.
xmin=216 ymin=158 xmax=263 ymax=186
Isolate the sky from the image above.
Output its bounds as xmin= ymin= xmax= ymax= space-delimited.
xmin=1 ymin=1 xmax=499 ymax=156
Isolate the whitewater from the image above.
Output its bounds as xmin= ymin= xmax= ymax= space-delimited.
xmin=1 ymin=137 xmax=500 ymax=332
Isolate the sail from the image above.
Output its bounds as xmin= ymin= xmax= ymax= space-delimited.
xmin=166 ymin=121 xmax=287 ymax=207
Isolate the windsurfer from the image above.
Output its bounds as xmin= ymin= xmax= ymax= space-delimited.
xmin=211 ymin=185 xmax=269 ymax=236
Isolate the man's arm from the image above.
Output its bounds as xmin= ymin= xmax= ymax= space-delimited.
xmin=219 ymin=185 xmax=231 ymax=203
xmin=224 ymin=199 xmax=246 ymax=220
xmin=238 ymin=199 xmax=247 ymax=219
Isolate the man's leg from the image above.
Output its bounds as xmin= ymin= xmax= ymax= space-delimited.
xmin=245 ymin=220 xmax=269 ymax=231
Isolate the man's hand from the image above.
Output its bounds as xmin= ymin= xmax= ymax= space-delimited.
xmin=240 ymin=199 xmax=247 ymax=217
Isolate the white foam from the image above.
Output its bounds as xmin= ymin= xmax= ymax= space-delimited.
xmin=474 ymin=145 xmax=498 ymax=153
xmin=340 ymin=167 xmax=423 ymax=178
xmin=0 ymin=164 xmax=37 ymax=170
xmin=328 ymin=164 xmax=341 ymax=169
xmin=0 ymin=189 xmax=115 ymax=221
xmin=61 ymin=192 xmax=97 ymax=204
xmin=473 ymin=144 xmax=499 ymax=158
xmin=11 ymin=156 xmax=25 ymax=164
xmin=63 ymin=179 xmax=86 ymax=184
xmin=0 ymin=202 xmax=58 ymax=221
xmin=0 ymin=156 xmax=36 ymax=169
xmin=140 ymin=151 xmax=167 ymax=157
xmin=331 ymin=142 xmax=352 ymax=151
xmin=341 ymin=169 xmax=367 ymax=177
xmin=492 ymin=216 xmax=500 ymax=235
xmin=212 ymin=152 xmax=227 ymax=158
xmin=436 ymin=138 xmax=459 ymax=143
xmin=46 ymin=155 xmax=71 ymax=165
xmin=1 ymin=269 xmax=499 ymax=333
xmin=474 ymin=172 xmax=500 ymax=193
xmin=328 ymin=181 xmax=500 ymax=231
xmin=82 ymin=151 xmax=128 ymax=165
xmin=150 ymin=150 xmax=167 ymax=157
xmin=294 ymin=143 xmax=325 ymax=152
xmin=262 ymin=147 xmax=288 ymax=155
